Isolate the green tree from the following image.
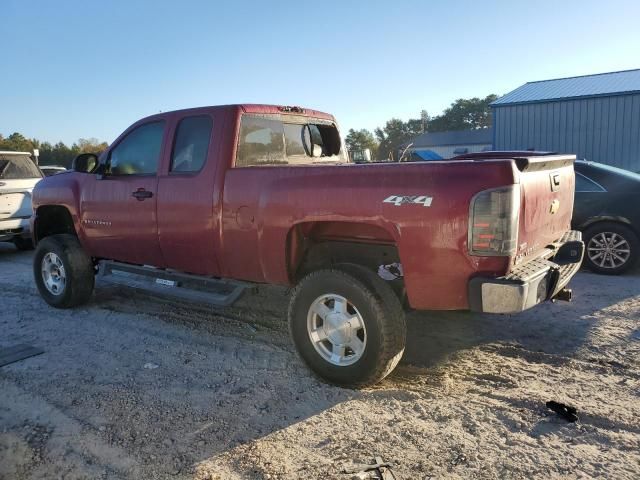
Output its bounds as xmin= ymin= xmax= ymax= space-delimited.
xmin=0 ymin=132 xmax=37 ymax=152
xmin=374 ymin=118 xmax=423 ymax=161
xmin=345 ymin=129 xmax=378 ymax=160
xmin=0 ymin=133 xmax=110 ymax=168
xmin=76 ymin=137 xmax=109 ymax=154
xmin=428 ymin=94 xmax=498 ymax=132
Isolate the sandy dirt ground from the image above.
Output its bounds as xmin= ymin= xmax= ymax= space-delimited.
xmin=1 ymin=244 xmax=639 ymax=480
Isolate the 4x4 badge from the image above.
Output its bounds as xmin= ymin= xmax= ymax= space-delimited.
xmin=383 ymin=195 xmax=433 ymax=207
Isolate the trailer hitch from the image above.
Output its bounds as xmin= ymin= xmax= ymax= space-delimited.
xmin=553 ymin=288 xmax=573 ymax=302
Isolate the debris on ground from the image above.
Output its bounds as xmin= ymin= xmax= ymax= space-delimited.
xmin=546 ymin=400 xmax=579 ymax=422
xmin=344 ymin=457 xmax=397 ymax=479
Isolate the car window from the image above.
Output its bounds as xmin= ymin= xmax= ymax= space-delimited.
xmin=235 ymin=115 xmax=346 ymax=167
xmin=589 ymin=162 xmax=640 ymax=181
xmin=236 ymin=116 xmax=286 ymax=167
xmin=283 ymin=123 xmax=307 ymax=157
xmin=0 ymin=153 xmax=42 ymax=179
xmin=576 ymin=172 xmax=606 ymax=192
xmin=108 ymin=121 xmax=165 ymax=175
xmin=170 ymin=116 xmax=213 ymax=173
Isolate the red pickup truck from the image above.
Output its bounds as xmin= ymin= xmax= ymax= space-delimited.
xmin=31 ymin=104 xmax=584 ymax=386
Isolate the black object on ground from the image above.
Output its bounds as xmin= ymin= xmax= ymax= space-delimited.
xmin=546 ymin=400 xmax=578 ymax=422
xmin=0 ymin=344 xmax=44 ymax=367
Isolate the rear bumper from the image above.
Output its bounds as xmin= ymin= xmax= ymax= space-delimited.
xmin=468 ymin=230 xmax=584 ymax=313
xmin=0 ymin=217 xmax=31 ymax=242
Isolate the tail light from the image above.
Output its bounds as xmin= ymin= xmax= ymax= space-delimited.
xmin=469 ymin=185 xmax=520 ymax=256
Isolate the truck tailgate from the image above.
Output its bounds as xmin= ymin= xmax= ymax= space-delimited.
xmin=515 ymin=155 xmax=576 ymax=263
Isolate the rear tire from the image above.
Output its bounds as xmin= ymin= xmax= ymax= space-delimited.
xmin=583 ymin=222 xmax=638 ymax=275
xmin=288 ymin=266 xmax=406 ymax=387
xmin=33 ymin=234 xmax=95 ymax=308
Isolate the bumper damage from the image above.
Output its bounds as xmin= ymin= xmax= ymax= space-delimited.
xmin=469 ymin=230 xmax=584 ymax=314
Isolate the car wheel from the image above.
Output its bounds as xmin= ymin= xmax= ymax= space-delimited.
xmin=288 ymin=266 xmax=406 ymax=387
xmin=13 ymin=236 xmax=34 ymax=251
xmin=33 ymin=234 xmax=95 ymax=308
xmin=583 ymin=222 xmax=639 ymax=275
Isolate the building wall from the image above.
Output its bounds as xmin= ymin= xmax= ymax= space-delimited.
xmin=493 ymin=93 xmax=640 ymax=171
xmin=412 ymin=143 xmax=492 ymax=159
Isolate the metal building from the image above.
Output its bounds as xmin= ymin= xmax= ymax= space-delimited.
xmin=402 ymin=128 xmax=493 ymax=160
xmin=491 ymin=69 xmax=640 ymax=172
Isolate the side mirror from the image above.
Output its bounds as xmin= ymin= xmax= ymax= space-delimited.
xmin=72 ymin=153 xmax=99 ymax=173
xmin=302 ymin=124 xmax=324 ymax=158
xmin=311 ymin=144 xmax=323 ymax=158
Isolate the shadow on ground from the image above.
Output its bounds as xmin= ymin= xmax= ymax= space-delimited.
xmin=401 ymin=267 xmax=640 ymax=370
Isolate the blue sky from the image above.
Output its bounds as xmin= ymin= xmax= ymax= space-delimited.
xmin=3 ymin=0 xmax=640 ymax=145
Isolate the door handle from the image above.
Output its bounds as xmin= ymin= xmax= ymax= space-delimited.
xmin=132 ymin=188 xmax=153 ymax=201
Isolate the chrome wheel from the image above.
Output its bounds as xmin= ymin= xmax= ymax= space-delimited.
xmin=587 ymin=232 xmax=631 ymax=269
xmin=307 ymin=293 xmax=367 ymax=366
xmin=41 ymin=252 xmax=66 ymax=295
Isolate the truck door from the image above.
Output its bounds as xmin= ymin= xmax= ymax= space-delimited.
xmin=80 ymin=120 xmax=166 ymax=266
xmin=156 ymin=112 xmax=221 ymax=275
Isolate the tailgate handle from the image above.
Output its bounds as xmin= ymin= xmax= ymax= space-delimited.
xmin=550 ymin=172 xmax=561 ymax=192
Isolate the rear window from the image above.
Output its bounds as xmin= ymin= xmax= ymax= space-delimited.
xmin=235 ymin=115 xmax=346 ymax=167
xmin=589 ymin=162 xmax=640 ymax=181
xmin=0 ymin=153 xmax=42 ymax=179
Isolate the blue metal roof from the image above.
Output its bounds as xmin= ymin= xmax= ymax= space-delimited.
xmin=492 ymin=69 xmax=640 ymax=106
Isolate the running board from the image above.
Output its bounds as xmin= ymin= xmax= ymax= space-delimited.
xmin=98 ymin=260 xmax=248 ymax=307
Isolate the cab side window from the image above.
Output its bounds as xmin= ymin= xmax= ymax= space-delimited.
xmin=170 ymin=116 xmax=213 ymax=173
xmin=108 ymin=121 xmax=165 ymax=175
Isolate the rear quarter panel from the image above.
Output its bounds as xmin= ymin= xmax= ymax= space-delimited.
xmin=222 ymin=161 xmax=517 ymax=310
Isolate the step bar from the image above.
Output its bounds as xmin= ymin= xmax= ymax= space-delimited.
xmin=98 ymin=260 xmax=248 ymax=307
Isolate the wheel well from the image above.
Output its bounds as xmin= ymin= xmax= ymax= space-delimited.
xmin=34 ymin=206 xmax=76 ymax=243
xmin=579 ymin=216 xmax=637 ymax=236
xmin=287 ymin=221 xmax=405 ymax=302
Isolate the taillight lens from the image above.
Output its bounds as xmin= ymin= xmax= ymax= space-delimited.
xmin=469 ymin=185 xmax=520 ymax=256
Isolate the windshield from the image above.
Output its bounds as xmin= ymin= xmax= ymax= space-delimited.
xmin=0 ymin=153 xmax=43 ymax=179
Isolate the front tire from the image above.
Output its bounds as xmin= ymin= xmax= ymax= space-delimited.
xmin=583 ymin=222 xmax=638 ymax=275
xmin=288 ymin=267 xmax=406 ymax=387
xmin=33 ymin=234 xmax=95 ymax=308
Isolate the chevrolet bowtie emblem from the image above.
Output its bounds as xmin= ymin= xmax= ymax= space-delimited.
xmin=549 ymin=199 xmax=560 ymax=214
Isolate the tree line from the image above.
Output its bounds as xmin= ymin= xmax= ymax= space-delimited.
xmin=346 ymin=94 xmax=497 ymax=161
xmin=0 ymin=132 xmax=108 ymax=169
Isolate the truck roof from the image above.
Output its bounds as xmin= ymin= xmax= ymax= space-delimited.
xmin=136 ymin=104 xmax=336 ymax=124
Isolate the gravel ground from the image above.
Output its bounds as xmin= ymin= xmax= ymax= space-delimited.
xmin=1 ymin=244 xmax=639 ymax=480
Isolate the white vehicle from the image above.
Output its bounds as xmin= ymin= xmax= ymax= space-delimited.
xmin=40 ymin=165 xmax=67 ymax=176
xmin=0 ymin=151 xmax=43 ymax=250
